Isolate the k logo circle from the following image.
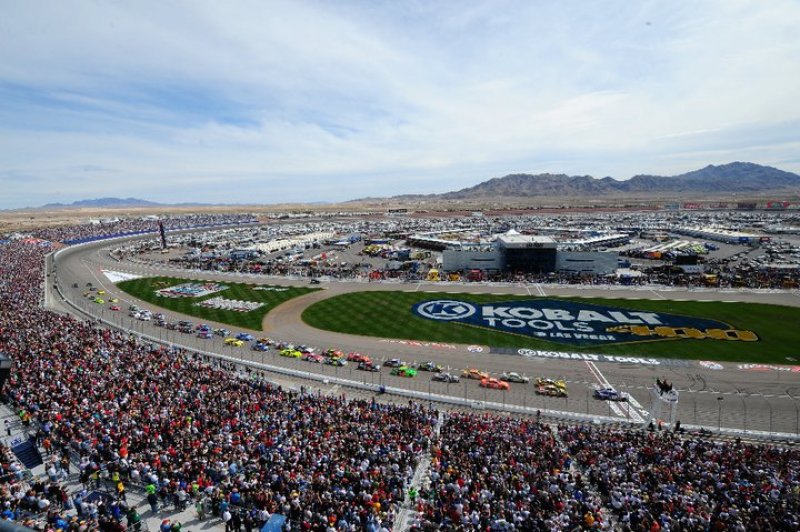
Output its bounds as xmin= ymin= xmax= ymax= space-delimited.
xmin=416 ymin=300 xmax=477 ymax=321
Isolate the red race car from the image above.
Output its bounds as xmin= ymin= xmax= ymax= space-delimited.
xmin=479 ymin=378 xmax=510 ymax=391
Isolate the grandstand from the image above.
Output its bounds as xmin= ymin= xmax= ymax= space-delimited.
xmin=0 ymin=220 xmax=798 ymax=531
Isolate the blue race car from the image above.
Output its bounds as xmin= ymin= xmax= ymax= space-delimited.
xmin=236 ymin=332 xmax=255 ymax=342
xmin=593 ymin=387 xmax=629 ymax=402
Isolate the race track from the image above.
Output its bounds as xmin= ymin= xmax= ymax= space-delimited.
xmin=51 ymin=235 xmax=800 ymax=436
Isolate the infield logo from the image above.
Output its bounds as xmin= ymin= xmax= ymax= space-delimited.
xmin=415 ymin=300 xmax=477 ymax=320
xmin=412 ymin=298 xmax=758 ymax=347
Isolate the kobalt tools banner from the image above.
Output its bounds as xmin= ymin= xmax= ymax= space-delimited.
xmin=413 ymin=299 xmax=757 ymax=347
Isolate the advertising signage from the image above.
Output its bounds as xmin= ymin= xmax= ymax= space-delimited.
xmin=413 ymin=299 xmax=757 ymax=347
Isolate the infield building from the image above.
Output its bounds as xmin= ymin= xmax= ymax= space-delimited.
xmin=434 ymin=231 xmax=619 ymax=275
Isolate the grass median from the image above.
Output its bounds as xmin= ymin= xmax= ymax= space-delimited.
xmin=117 ymin=276 xmax=319 ymax=330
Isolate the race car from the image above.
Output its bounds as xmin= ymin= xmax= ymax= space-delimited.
xmin=236 ymin=332 xmax=255 ymax=342
xmin=416 ymin=361 xmax=443 ymax=373
xmin=357 ymin=361 xmax=381 ymax=372
xmin=196 ymin=323 xmax=210 ymax=332
xmin=324 ymin=357 xmax=347 ymax=367
xmin=280 ymin=348 xmax=302 ymax=358
xmin=500 ymin=372 xmax=530 ymax=384
xmin=109 ymin=305 xmax=121 ymax=311
xmin=94 ymin=298 xmax=104 ymax=304
xmin=432 ymin=372 xmax=460 ymax=383
xmin=214 ymin=328 xmax=230 ymax=337
xmin=303 ymin=352 xmax=324 ymax=363
xmin=462 ymin=368 xmax=489 ymax=380
xmin=224 ymin=338 xmax=244 ymax=347
xmin=480 ymin=378 xmax=511 ymax=391
xmin=109 ymin=297 xmax=119 ymax=303
xmin=593 ymin=387 xmax=629 ymax=402
xmin=96 ymin=290 xmax=106 ymax=295
xmin=384 ymin=358 xmax=405 ymax=368
xmin=347 ymin=352 xmax=371 ymax=363
xmin=535 ymin=378 xmax=567 ymax=391
xmin=391 ymin=366 xmax=417 ymax=378
xmin=252 ymin=342 xmax=270 ymax=352
xmin=197 ymin=331 xmax=213 ymax=339
xmin=535 ymin=383 xmax=568 ymax=397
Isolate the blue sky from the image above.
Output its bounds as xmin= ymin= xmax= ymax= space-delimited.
xmin=1 ymin=0 xmax=799 ymax=209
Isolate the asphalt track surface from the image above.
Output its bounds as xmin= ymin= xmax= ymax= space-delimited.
xmin=51 ymin=236 xmax=800 ymax=436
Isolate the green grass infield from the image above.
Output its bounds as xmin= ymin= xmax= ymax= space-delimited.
xmin=117 ymin=276 xmax=319 ymax=330
xmin=302 ymin=291 xmax=800 ymax=363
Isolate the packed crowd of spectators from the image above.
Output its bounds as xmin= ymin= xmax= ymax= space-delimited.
xmin=1 ymin=223 xmax=799 ymax=531
xmin=10 ymin=214 xmax=258 ymax=245
xmin=412 ymin=414 xmax=609 ymax=531
xmin=558 ymin=425 xmax=800 ymax=531
xmin=1 ymin=237 xmax=433 ymax=530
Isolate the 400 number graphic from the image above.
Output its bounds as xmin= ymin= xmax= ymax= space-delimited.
xmin=607 ymin=325 xmax=758 ymax=342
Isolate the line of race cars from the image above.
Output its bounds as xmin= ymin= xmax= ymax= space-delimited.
xmin=109 ymin=302 xmax=630 ymax=401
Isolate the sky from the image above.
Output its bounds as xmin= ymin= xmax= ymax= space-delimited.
xmin=1 ymin=0 xmax=799 ymax=209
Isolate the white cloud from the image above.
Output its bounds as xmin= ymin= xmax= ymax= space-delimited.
xmin=1 ymin=0 xmax=799 ymax=208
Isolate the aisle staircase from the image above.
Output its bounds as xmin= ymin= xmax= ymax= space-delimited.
xmin=11 ymin=437 xmax=43 ymax=469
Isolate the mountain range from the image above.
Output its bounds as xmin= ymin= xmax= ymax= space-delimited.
xmin=391 ymin=162 xmax=800 ymax=201
xmin=24 ymin=162 xmax=800 ymax=210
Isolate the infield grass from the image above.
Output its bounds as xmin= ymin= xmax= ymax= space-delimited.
xmin=302 ymin=291 xmax=800 ymax=363
xmin=117 ymin=276 xmax=319 ymax=330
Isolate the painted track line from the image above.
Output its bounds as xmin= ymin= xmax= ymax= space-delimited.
xmin=586 ymin=361 xmax=646 ymax=423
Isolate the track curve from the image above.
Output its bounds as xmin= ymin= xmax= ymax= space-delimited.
xmin=52 ymin=232 xmax=800 ymax=436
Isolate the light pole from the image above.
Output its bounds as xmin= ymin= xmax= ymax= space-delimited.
xmin=767 ymin=400 xmax=773 ymax=434
xmin=740 ymin=393 xmax=747 ymax=432
xmin=717 ymin=397 xmax=724 ymax=432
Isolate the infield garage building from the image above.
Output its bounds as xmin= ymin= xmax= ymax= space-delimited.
xmin=441 ymin=233 xmax=618 ymax=275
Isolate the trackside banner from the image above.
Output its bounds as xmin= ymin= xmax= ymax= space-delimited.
xmin=412 ymin=299 xmax=757 ymax=347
